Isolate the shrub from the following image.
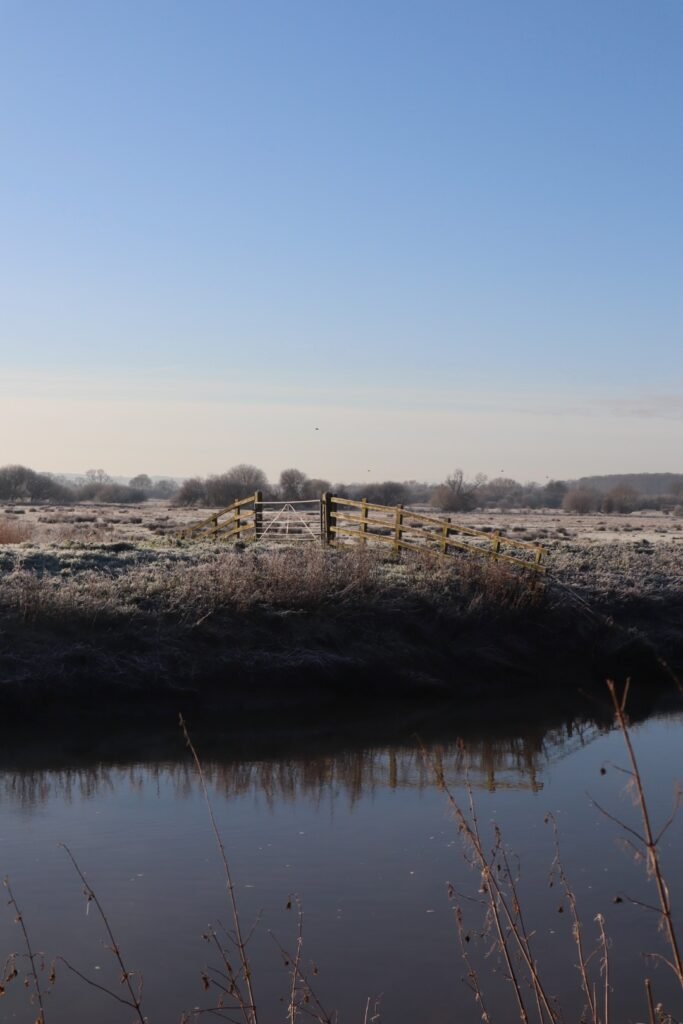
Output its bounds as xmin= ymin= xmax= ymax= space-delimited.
xmin=175 ymin=478 xmax=208 ymax=506
xmin=76 ymin=483 xmax=147 ymax=504
xmin=562 ymin=488 xmax=600 ymax=514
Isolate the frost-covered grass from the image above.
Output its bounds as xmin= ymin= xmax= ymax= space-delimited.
xmin=546 ymin=539 xmax=683 ymax=601
xmin=0 ymin=539 xmax=542 ymax=627
xmin=1 ymin=504 xmax=683 ymax=629
xmin=4 ymin=500 xmax=683 ymax=549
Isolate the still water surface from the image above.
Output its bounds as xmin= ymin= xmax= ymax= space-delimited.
xmin=0 ymin=695 xmax=681 ymax=1023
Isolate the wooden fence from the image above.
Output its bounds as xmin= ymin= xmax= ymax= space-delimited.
xmin=177 ymin=492 xmax=261 ymax=542
xmin=178 ymin=492 xmax=546 ymax=573
xmin=322 ymin=494 xmax=546 ymax=573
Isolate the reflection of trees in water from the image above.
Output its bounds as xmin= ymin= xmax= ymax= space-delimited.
xmin=200 ymin=720 xmax=603 ymax=806
xmin=0 ymin=720 xmax=604 ymax=811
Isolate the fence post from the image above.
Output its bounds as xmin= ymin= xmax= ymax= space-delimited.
xmin=322 ymin=492 xmax=333 ymax=545
xmin=361 ymin=498 xmax=369 ymax=545
xmin=441 ymin=517 xmax=450 ymax=555
xmin=254 ymin=491 xmax=262 ymax=539
xmin=393 ymin=504 xmax=404 ymax=555
xmin=492 ymin=530 xmax=501 ymax=561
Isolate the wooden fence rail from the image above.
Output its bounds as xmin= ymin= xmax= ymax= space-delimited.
xmin=177 ymin=492 xmax=261 ymax=542
xmin=178 ymin=492 xmax=546 ymax=573
xmin=322 ymin=494 xmax=545 ymax=573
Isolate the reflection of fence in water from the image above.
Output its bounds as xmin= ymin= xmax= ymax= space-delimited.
xmin=0 ymin=726 xmax=603 ymax=810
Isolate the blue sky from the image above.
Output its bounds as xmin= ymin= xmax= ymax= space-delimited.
xmin=1 ymin=0 xmax=681 ymax=482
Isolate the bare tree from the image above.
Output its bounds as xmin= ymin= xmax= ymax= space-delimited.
xmin=129 ymin=474 xmax=152 ymax=492
xmin=225 ymin=464 xmax=268 ymax=494
xmin=602 ymin=484 xmax=638 ymax=514
xmin=0 ymin=465 xmax=73 ymax=503
xmin=543 ymin=479 xmax=568 ymax=508
xmin=562 ymin=487 xmax=600 ymax=514
xmin=279 ymin=468 xmax=308 ymax=501
xmin=431 ymin=469 xmax=486 ymax=512
xmin=84 ymin=469 xmax=111 ymax=485
xmin=203 ymin=465 xmax=270 ymax=506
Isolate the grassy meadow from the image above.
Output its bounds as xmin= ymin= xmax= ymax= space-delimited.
xmin=0 ymin=500 xmax=681 ymax=719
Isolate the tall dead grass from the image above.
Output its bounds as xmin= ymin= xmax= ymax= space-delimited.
xmin=0 ymin=519 xmax=32 ymax=544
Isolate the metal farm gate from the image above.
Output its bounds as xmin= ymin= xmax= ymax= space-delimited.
xmin=255 ymin=499 xmax=323 ymax=542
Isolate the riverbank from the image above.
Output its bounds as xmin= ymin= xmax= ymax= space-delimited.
xmin=1 ymin=538 xmax=681 ymax=722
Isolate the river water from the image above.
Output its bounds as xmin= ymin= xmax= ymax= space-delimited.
xmin=0 ymin=690 xmax=681 ymax=1023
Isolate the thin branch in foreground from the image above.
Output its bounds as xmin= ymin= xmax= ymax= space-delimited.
xmin=546 ymin=814 xmax=598 ymax=1024
xmin=428 ymin=747 xmax=560 ymax=1024
xmin=58 ymin=844 xmax=146 ymax=1024
xmin=606 ymin=680 xmax=683 ymax=992
xmin=451 ymin=899 xmax=491 ymax=1024
xmin=179 ymin=714 xmax=258 ymax=1024
xmin=363 ymin=993 xmax=382 ymax=1024
xmin=595 ymin=913 xmax=610 ymax=1024
xmin=3 ymin=877 xmax=47 ymax=1023
xmin=270 ymin=905 xmax=335 ymax=1024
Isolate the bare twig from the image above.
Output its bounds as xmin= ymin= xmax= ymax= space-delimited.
xmin=606 ymin=680 xmax=683 ymax=991
xmin=595 ymin=913 xmax=610 ymax=1024
xmin=451 ymin=899 xmax=491 ymax=1023
xmin=270 ymin=926 xmax=335 ymax=1024
xmin=3 ymin=877 xmax=46 ymax=1023
xmin=547 ymin=814 xmax=598 ymax=1024
xmin=58 ymin=844 xmax=146 ymax=1023
xmin=362 ymin=994 xmax=382 ymax=1024
xmin=463 ymin=774 xmax=530 ymax=1022
xmin=645 ymin=977 xmax=656 ymax=1024
xmin=285 ymin=895 xmax=305 ymax=1024
xmin=180 ymin=715 xmax=258 ymax=1024
xmin=430 ymin=750 xmax=560 ymax=1023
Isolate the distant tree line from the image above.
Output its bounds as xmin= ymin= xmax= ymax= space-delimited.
xmin=2 ymin=463 xmax=683 ymax=514
xmin=0 ymin=465 xmax=180 ymax=504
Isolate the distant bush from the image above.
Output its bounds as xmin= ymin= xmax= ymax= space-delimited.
xmin=76 ymin=482 xmax=147 ymax=504
xmin=562 ymin=488 xmax=600 ymax=514
xmin=177 ymin=465 xmax=270 ymax=507
xmin=150 ymin=479 xmax=179 ymax=499
xmin=128 ymin=475 xmax=179 ymax=500
xmin=601 ymin=485 xmax=638 ymax=514
xmin=129 ymin=474 xmax=153 ymax=491
xmin=175 ymin=478 xmax=208 ymax=506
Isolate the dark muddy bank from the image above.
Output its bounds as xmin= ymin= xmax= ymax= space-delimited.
xmin=0 ymin=593 xmax=680 ymax=726
xmin=1 ymin=669 xmax=680 ymax=782
xmin=1 ymin=541 xmax=681 ymax=722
